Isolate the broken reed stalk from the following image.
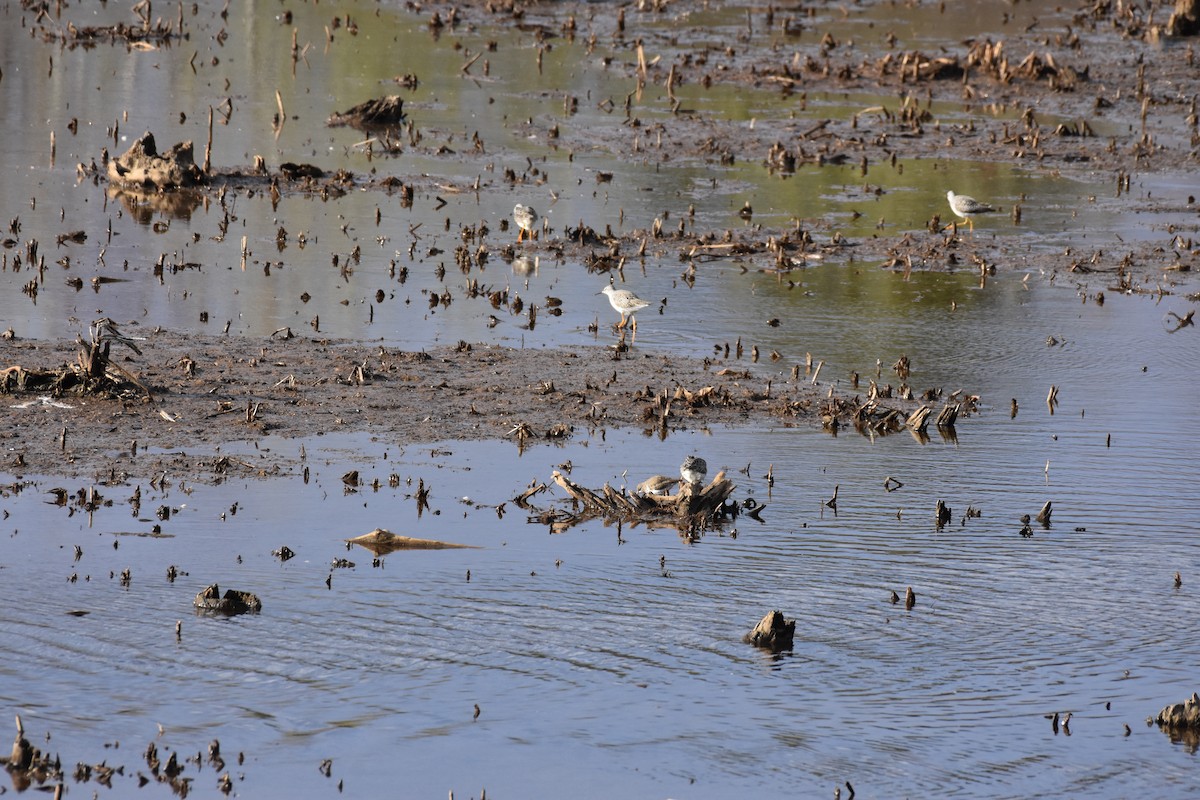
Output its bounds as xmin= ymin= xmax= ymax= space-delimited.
xmin=204 ymin=105 xmax=213 ymax=174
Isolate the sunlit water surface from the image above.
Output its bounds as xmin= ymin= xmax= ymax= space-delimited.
xmin=2 ymin=0 xmax=1200 ymax=798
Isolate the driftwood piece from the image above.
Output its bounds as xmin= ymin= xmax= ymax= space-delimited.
xmin=906 ymin=404 xmax=932 ymax=433
xmin=743 ymin=610 xmax=795 ymax=651
xmin=935 ymin=403 xmax=959 ymax=427
xmin=108 ymin=131 xmax=206 ymax=189
xmin=512 ymin=481 xmax=549 ymax=508
xmin=193 ymin=583 xmax=262 ymax=615
xmin=345 ymin=528 xmax=478 ymax=555
xmin=1167 ymin=0 xmax=1200 ymax=35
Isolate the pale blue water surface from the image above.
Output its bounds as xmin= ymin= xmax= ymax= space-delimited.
xmin=2 ymin=0 xmax=1199 ymax=798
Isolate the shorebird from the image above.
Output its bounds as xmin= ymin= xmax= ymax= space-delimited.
xmin=680 ymin=455 xmax=707 ymax=486
xmin=89 ymin=317 xmax=145 ymax=355
xmin=600 ymin=283 xmax=650 ymax=332
xmin=636 ymin=475 xmax=678 ymax=496
xmin=513 ymin=203 xmax=538 ymax=242
xmin=945 ymin=190 xmax=994 ymax=232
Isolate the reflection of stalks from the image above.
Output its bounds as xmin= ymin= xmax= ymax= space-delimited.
xmin=1165 ymin=309 xmax=1195 ymax=332
xmin=274 ymin=89 xmax=286 ymax=138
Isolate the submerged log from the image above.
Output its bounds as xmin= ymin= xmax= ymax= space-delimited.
xmin=744 ymin=610 xmax=795 ymax=652
xmin=345 ymin=528 xmax=478 ymax=555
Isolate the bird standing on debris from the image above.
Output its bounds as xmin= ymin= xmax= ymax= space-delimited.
xmin=636 ymin=475 xmax=678 ymax=496
xmin=89 ymin=317 xmax=145 ymax=355
xmin=513 ymin=203 xmax=538 ymax=242
xmin=680 ymin=455 xmax=707 ymax=486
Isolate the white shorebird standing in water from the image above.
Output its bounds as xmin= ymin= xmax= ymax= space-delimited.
xmin=600 ymin=282 xmax=650 ymax=332
xmin=680 ymin=455 xmax=707 ymax=486
xmin=945 ymin=190 xmax=994 ymax=232
xmin=513 ymin=203 xmax=538 ymax=242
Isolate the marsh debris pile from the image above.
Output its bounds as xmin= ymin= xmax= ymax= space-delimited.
xmin=1155 ymin=691 xmax=1200 ymax=749
xmin=1 ymin=318 xmax=150 ymax=401
xmin=108 ymin=132 xmax=206 ymax=190
xmin=193 ymin=584 xmax=262 ymax=615
xmin=545 ymin=467 xmax=737 ymax=537
xmin=4 ymin=716 xmax=62 ymax=793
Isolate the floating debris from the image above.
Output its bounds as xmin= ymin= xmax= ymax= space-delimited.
xmin=743 ymin=610 xmax=795 ymax=652
xmin=193 ymin=584 xmax=262 ymax=615
xmin=345 ymin=528 xmax=478 ymax=555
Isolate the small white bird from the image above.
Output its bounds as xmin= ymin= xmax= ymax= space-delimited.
xmin=945 ymin=190 xmax=994 ymax=232
xmin=600 ymin=283 xmax=650 ymax=331
xmin=680 ymin=455 xmax=707 ymax=486
xmin=513 ymin=204 xmax=538 ymax=243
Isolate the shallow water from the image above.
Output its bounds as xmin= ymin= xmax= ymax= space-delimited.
xmin=2 ymin=0 xmax=1200 ymax=798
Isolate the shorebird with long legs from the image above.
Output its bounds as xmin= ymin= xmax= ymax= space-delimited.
xmin=944 ymin=190 xmax=994 ymax=232
xmin=600 ymin=282 xmax=650 ymax=334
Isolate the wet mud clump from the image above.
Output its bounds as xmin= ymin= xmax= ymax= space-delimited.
xmin=107 ymin=132 xmax=206 ymax=190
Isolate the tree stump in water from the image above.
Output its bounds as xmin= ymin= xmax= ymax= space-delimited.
xmin=743 ymin=610 xmax=796 ymax=652
xmin=1156 ymin=692 xmax=1200 ymax=728
xmin=1167 ymin=0 xmax=1200 ymax=35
